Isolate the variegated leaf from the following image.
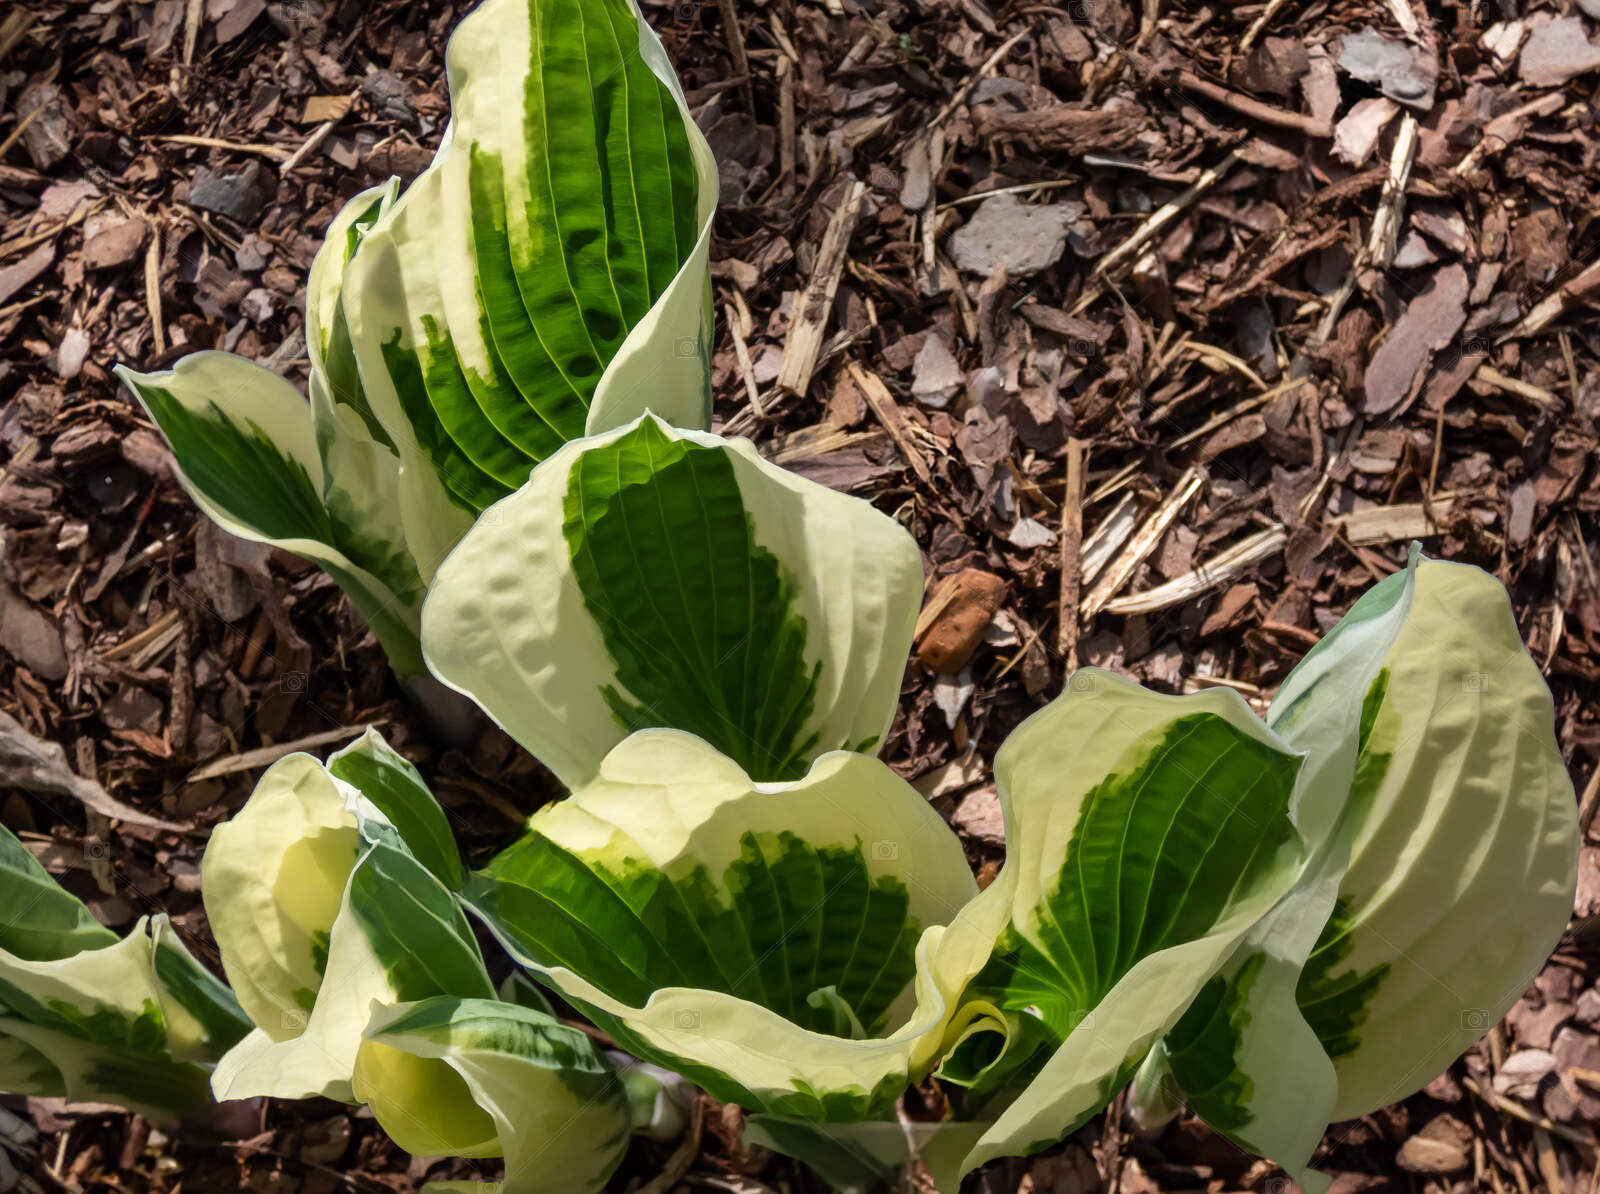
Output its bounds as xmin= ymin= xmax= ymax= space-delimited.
xmin=424 ymin=416 xmax=924 ymax=789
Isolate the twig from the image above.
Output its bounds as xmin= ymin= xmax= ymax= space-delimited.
xmin=714 ymin=0 xmax=754 ymax=113
xmin=1327 ymin=495 xmax=1457 ymax=546
xmin=1453 ymin=93 xmax=1563 ymax=179
xmin=1082 ymin=493 xmax=1141 ymax=584
xmin=1170 ymin=378 xmax=1298 ymax=449
xmin=185 ymin=724 xmax=373 ymax=782
xmin=920 ymin=129 xmax=946 ymax=271
xmin=936 ymin=175 xmax=1080 ymax=212
xmin=1309 ymin=113 xmax=1417 ymax=346
xmin=1072 ymin=148 xmax=1243 ymax=313
xmin=1057 ymin=438 xmax=1086 ymax=659
xmin=777 ymin=179 xmax=866 ymax=395
xmin=724 ymin=301 xmax=764 ymax=417
xmin=775 ymin=55 xmax=796 ymax=197
xmin=144 ymin=218 xmax=165 ymax=355
xmin=1174 ymin=70 xmax=1332 ymax=138
xmin=634 ymin=1096 xmax=705 ymax=1194
xmin=0 ymin=108 xmax=41 ymax=160
xmin=1081 ymin=468 xmax=1202 ymax=617
xmin=1102 ymin=526 xmax=1287 ymax=615
xmin=0 ymin=10 xmax=35 ymax=62
xmin=927 ymin=29 xmax=1030 ymax=135
xmin=1498 ymin=257 xmax=1600 ymax=342
xmin=1463 ymin=1076 xmax=1599 ymax=1154
xmin=1239 ymin=0 xmax=1292 ymax=51
xmin=1475 ymin=365 xmax=1562 ymax=411
xmin=847 ymin=364 xmax=932 ymax=484
xmin=1577 ymin=763 xmax=1599 ymax=837
xmin=100 ymin=609 xmax=183 ymax=662
xmin=1384 ymin=0 xmax=1421 ymax=35
xmin=278 ymin=90 xmax=360 ymax=176
xmin=147 ymin=134 xmax=290 ymax=161
xmin=182 ymin=0 xmax=203 ymax=65
xmin=0 ymin=201 xmax=98 ymax=262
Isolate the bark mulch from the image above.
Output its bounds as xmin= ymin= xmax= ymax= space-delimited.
xmin=1 ymin=0 xmax=1598 ymax=1192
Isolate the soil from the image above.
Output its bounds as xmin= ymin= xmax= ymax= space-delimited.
xmin=1 ymin=0 xmax=1597 ymax=1193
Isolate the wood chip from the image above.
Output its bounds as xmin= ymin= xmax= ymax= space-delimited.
xmin=1081 ymin=469 xmax=1202 ymax=617
xmin=1327 ymin=495 xmax=1458 ymax=544
xmin=1102 ymin=527 xmax=1288 ymax=615
xmin=776 ymin=179 xmax=866 ymax=396
xmin=847 ymin=363 xmax=932 ymax=483
xmin=1363 ymin=263 xmax=1469 ymax=414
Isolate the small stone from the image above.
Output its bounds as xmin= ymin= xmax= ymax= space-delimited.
xmin=362 ymin=69 xmax=420 ymax=131
xmin=189 ymin=160 xmax=275 ymax=224
xmin=915 ymin=568 xmax=1008 ymax=674
xmin=240 ymin=287 xmax=276 ymax=325
xmin=81 ymin=213 xmax=147 ymax=270
xmin=948 ymin=193 xmax=1072 ymax=278
xmin=1396 ymin=1114 xmax=1471 ymax=1174
xmin=1574 ymin=989 xmax=1600 ymax=1027
xmin=54 ymin=329 xmax=90 ymax=380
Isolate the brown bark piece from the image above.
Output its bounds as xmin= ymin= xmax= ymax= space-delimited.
xmin=915 ymin=569 xmax=1008 ymax=674
xmin=1363 ymin=264 xmax=1469 ymax=415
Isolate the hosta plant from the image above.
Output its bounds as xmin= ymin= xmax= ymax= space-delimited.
xmin=175 ymin=417 xmax=1571 ymax=1193
xmin=199 ymin=727 xmax=647 ymax=1194
xmin=0 ymin=824 xmax=250 ymax=1119
xmin=1132 ymin=551 xmax=1578 ymax=1187
xmin=116 ymin=0 xmax=718 ymax=677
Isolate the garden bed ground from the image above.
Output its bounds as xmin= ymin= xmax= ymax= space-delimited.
xmin=1 ymin=0 xmax=1598 ymax=1192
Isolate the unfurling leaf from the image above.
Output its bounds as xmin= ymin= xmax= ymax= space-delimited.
xmin=424 ymin=416 xmax=924 ymax=789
